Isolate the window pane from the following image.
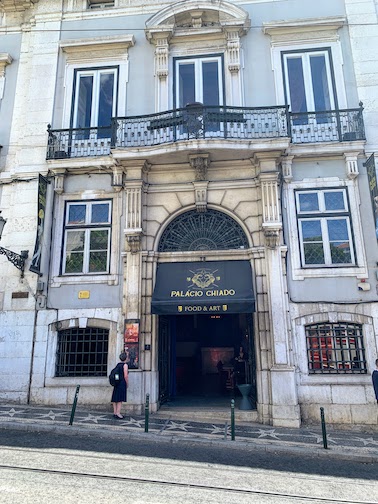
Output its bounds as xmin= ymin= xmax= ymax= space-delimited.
xmin=91 ymin=203 xmax=110 ymax=223
xmin=89 ymin=251 xmax=108 ymax=272
xmin=98 ymin=73 xmax=114 ymax=138
xmin=67 ymin=204 xmax=86 ymax=225
xmin=298 ymin=193 xmax=319 ymax=212
xmin=90 ymin=229 xmax=108 ymax=250
xmin=202 ymin=61 xmax=219 ymax=106
xmin=287 ymin=57 xmax=307 ymax=113
xmin=76 ymin=75 xmax=93 ymax=128
xmin=301 ymin=220 xmax=322 ymax=241
xmin=328 ymin=219 xmax=352 ymax=263
xmin=324 ymin=191 xmax=345 ymax=211
xmin=89 ymin=230 xmax=109 ymax=272
xmin=301 ymin=220 xmax=325 ymax=264
xmin=310 ymin=55 xmax=331 ymax=112
xmin=178 ymin=63 xmax=195 ymax=107
xmin=65 ymin=230 xmax=85 ymax=273
xmin=304 ymin=243 xmax=325 ymax=264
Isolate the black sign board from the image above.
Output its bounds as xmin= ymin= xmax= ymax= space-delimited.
xmin=365 ymin=153 xmax=378 ymax=240
xmin=30 ymin=174 xmax=48 ymax=274
xmin=151 ymin=261 xmax=255 ymax=315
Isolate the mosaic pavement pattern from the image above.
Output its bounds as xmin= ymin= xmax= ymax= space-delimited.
xmin=0 ymin=404 xmax=377 ymax=451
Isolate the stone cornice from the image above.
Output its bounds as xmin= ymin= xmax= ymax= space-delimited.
xmin=0 ymin=0 xmax=38 ymax=12
xmin=60 ymin=35 xmax=135 ymax=62
xmin=263 ymin=16 xmax=346 ymax=36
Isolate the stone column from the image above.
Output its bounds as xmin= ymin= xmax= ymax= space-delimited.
xmin=122 ymin=161 xmax=149 ymax=411
xmin=256 ymin=152 xmax=300 ymax=428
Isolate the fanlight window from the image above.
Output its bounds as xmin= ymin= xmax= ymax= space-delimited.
xmin=158 ymin=210 xmax=249 ymax=252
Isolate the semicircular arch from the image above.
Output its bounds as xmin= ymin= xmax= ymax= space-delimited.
xmin=156 ymin=206 xmax=251 ymax=252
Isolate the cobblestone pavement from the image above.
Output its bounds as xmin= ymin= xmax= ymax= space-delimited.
xmin=1 ymin=403 xmax=377 ymax=461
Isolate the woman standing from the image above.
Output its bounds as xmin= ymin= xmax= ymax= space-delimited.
xmin=111 ymin=352 xmax=129 ymax=419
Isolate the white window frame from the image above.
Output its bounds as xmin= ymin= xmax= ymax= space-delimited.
xmin=296 ymin=189 xmax=355 ymax=267
xmin=50 ymin=192 xmax=121 ymax=287
xmin=285 ymin=178 xmax=367 ymax=281
xmin=72 ymin=68 xmax=117 ymax=130
xmin=271 ymin=41 xmax=347 ymax=112
xmin=282 ymin=49 xmax=336 ymax=113
xmin=174 ymin=55 xmax=224 ymax=108
xmin=63 ymin=200 xmax=112 ymax=275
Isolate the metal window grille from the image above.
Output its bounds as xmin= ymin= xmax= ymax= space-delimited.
xmin=56 ymin=327 xmax=109 ymax=377
xmin=158 ymin=209 xmax=249 ymax=252
xmin=306 ymin=323 xmax=367 ymax=374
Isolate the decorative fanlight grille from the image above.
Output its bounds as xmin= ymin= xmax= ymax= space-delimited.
xmin=158 ymin=210 xmax=249 ymax=252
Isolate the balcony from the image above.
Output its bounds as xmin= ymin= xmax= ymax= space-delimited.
xmin=47 ymin=104 xmax=365 ymax=160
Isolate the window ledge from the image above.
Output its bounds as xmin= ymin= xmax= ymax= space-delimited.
xmin=45 ymin=377 xmax=108 ymax=387
xmin=51 ymin=274 xmax=118 ymax=287
xmin=292 ymin=265 xmax=367 ymax=281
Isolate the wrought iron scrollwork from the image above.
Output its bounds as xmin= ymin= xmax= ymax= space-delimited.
xmin=0 ymin=247 xmax=28 ymax=276
xmin=158 ymin=209 xmax=249 ymax=252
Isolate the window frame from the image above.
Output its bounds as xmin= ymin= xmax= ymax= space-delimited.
xmin=62 ymin=199 xmax=112 ymax=276
xmin=295 ymin=188 xmax=356 ymax=267
xmin=281 ymin=47 xmax=338 ymax=114
xmin=173 ymin=54 xmax=225 ymax=108
xmin=70 ymin=66 xmax=119 ymax=131
xmin=305 ymin=322 xmax=367 ymax=375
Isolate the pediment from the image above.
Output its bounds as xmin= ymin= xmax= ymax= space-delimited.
xmin=145 ymin=0 xmax=250 ymax=42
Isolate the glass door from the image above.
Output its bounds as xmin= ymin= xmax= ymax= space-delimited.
xmin=175 ymin=56 xmax=223 ymax=138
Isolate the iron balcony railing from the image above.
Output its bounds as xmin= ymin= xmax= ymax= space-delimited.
xmin=47 ymin=103 xmax=365 ymax=160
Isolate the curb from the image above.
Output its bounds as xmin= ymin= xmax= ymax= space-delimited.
xmin=1 ymin=420 xmax=377 ymax=464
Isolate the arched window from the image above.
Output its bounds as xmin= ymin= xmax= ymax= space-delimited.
xmin=158 ymin=209 xmax=249 ymax=252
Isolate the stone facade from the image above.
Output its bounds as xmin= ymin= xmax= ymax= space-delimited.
xmin=0 ymin=0 xmax=377 ymax=429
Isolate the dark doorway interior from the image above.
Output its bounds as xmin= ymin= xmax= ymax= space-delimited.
xmin=158 ymin=313 xmax=256 ymax=406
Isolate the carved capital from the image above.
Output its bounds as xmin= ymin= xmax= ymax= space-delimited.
xmin=126 ymin=234 xmax=141 ymax=254
xmin=189 ymin=153 xmax=210 ymax=181
xmin=281 ymin=155 xmax=294 ymax=183
xmin=262 ymin=225 xmax=281 ymax=249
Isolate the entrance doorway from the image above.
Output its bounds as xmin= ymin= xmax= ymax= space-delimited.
xmin=158 ymin=313 xmax=256 ymax=408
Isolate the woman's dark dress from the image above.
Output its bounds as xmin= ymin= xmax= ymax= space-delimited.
xmin=111 ymin=362 xmax=127 ymax=403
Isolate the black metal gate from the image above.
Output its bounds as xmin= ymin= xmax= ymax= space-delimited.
xmin=158 ymin=315 xmax=171 ymax=404
xmin=247 ymin=313 xmax=257 ymax=408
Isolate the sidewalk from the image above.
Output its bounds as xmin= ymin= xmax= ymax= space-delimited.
xmin=0 ymin=403 xmax=377 ymax=463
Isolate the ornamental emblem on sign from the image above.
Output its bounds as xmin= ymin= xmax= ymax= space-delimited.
xmin=187 ymin=268 xmax=220 ymax=289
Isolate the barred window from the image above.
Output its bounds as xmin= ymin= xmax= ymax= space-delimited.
xmin=56 ymin=327 xmax=109 ymax=377
xmin=63 ymin=200 xmax=111 ymax=274
xmin=306 ymin=323 xmax=367 ymax=374
xmin=296 ymin=189 xmax=355 ymax=267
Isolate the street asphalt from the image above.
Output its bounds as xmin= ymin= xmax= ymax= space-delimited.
xmin=0 ymin=402 xmax=377 ymax=464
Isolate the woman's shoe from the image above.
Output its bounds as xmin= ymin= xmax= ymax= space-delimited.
xmin=115 ymin=414 xmax=123 ymax=419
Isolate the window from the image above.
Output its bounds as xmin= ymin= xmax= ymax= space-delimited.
xmin=175 ymin=55 xmax=224 ymax=108
xmin=296 ymin=189 xmax=355 ymax=267
xmin=63 ymin=200 xmax=111 ymax=275
xmin=282 ymin=49 xmax=336 ymax=116
xmin=87 ymin=1 xmax=115 ymax=9
xmin=71 ymin=68 xmax=117 ymax=138
xmin=56 ymin=327 xmax=109 ymax=377
xmin=306 ymin=323 xmax=367 ymax=374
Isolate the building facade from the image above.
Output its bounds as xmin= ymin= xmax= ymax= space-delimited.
xmin=0 ymin=0 xmax=377 ymax=428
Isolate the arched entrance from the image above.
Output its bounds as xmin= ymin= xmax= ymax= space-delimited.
xmin=152 ymin=209 xmax=257 ymax=408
